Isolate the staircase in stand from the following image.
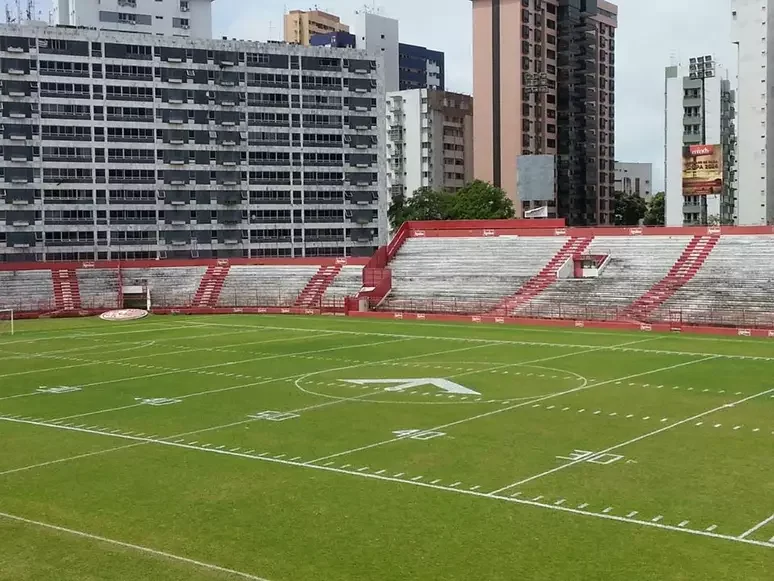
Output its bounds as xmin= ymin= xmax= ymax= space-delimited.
xmin=294 ymin=264 xmax=343 ymax=309
xmin=52 ymin=269 xmax=81 ymax=310
xmin=494 ymin=237 xmax=593 ymax=314
xmin=193 ymin=264 xmax=230 ymax=307
xmin=623 ymin=234 xmax=719 ymax=320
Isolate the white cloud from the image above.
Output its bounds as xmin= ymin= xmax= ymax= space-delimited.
xmin=215 ymin=0 xmax=735 ymax=191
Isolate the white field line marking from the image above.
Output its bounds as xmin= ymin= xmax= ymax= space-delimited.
xmin=0 ymin=336 xmax=413 ymax=404
xmin=181 ymin=316 xmax=773 ymax=346
xmin=307 ymin=342 xmax=704 ymax=466
xmin=0 ymin=442 xmax=147 ymax=476
xmin=182 ymin=320 xmax=774 ymax=361
xmin=47 ymin=339 xmax=503 ymax=425
xmin=0 ymin=327 xmax=267 ymax=360
xmin=0 ymin=331 xmax=343 ymax=379
xmin=739 ymin=513 xmax=774 ymax=539
xmin=0 ymin=341 xmax=157 ymax=361
xmin=0 ymin=341 xmax=510 ymax=474
xmin=0 ymin=511 xmax=271 ymax=581
xmin=491 ymin=373 xmax=774 ymax=494
xmin=3 ymin=419 xmax=771 ymax=552
xmin=0 ymin=322 xmax=213 ymax=346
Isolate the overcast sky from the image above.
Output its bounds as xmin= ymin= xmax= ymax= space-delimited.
xmin=215 ymin=0 xmax=734 ymax=191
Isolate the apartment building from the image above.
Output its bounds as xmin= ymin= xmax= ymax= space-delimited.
xmin=664 ymin=58 xmax=736 ymax=226
xmin=386 ymin=89 xmax=473 ymax=197
xmin=58 ymin=0 xmax=214 ymax=38
xmin=398 ymin=43 xmax=444 ymax=91
xmin=470 ymin=0 xmax=618 ymax=225
xmin=0 ymin=22 xmax=386 ymax=262
xmin=731 ymin=0 xmax=772 ymax=225
xmin=284 ymin=9 xmax=350 ymax=46
xmin=614 ymin=162 xmax=652 ymax=201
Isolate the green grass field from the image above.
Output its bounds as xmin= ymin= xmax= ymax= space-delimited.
xmin=0 ymin=314 xmax=773 ymax=580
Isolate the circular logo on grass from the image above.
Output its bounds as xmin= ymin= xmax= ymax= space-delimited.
xmin=295 ymin=361 xmax=587 ymax=405
xmin=99 ymin=309 xmax=149 ymax=322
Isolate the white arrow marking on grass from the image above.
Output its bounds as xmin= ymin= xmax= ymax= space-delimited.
xmin=341 ymin=378 xmax=481 ymax=396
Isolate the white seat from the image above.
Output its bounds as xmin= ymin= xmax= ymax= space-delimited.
xmin=653 ymin=235 xmax=774 ymax=326
xmin=383 ymin=236 xmax=568 ymax=313
xmin=218 ymin=265 xmax=320 ymax=307
xmin=520 ymin=236 xmax=692 ymax=320
xmin=77 ymin=269 xmax=120 ymax=309
xmin=0 ymin=270 xmax=54 ymax=311
xmin=122 ymin=267 xmax=206 ymax=308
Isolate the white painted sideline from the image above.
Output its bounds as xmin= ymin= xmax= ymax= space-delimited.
xmin=181 ymin=321 xmax=774 ymax=362
xmin=0 ymin=511 xmax=272 ymax=580
xmin=306 ymin=351 xmax=715 ymax=466
xmin=1 ymin=416 xmax=771 ymax=552
xmin=0 ymin=322 xmax=207 ymax=346
xmin=0 ymin=330 xmax=343 ymax=379
xmin=489 ymin=378 xmax=773 ymax=495
xmin=740 ymin=513 xmax=774 ymax=539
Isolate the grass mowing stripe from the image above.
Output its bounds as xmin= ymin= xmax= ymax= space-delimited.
xmin=0 ymin=330 xmax=341 ymax=379
xmin=0 ymin=336 xmax=413 ymax=404
xmin=489 ymin=369 xmax=774 ymax=494
xmin=0 ymin=511 xmax=272 ymax=581
xmin=181 ymin=320 xmax=774 ymax=361
xmin=306 ymin=339 xmax=683 ymax=465
xmin=3 ymin=416 xmax=772 ymax=553
xmin=0 ymin=322 xmax=208 ymax=346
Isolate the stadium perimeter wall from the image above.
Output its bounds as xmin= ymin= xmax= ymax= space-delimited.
xmin=5 ymin=220 xmax=774 ymax=338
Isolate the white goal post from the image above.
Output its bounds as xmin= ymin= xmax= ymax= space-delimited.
xmin=0 ymin=308 xmax=14 ymax=336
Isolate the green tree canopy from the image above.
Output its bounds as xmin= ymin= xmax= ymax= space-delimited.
xmin=613 ymin=192 xmax=647 ymax=226
xmin=388 ymin=181 xmax=515 ymax=230
xmin=644 ymin=191 xmax=665 ymax=226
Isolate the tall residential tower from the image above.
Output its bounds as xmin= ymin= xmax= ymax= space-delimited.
xmin=471 ymin=0 xmax=617 ymax=224
xmin=731 ymin=0 xmax=772 ymax=224
xmin=664 ymin=58 xmax=736 ymax=226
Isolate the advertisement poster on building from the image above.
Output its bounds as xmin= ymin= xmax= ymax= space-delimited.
xmin=682 ymin=144 xmax=723 ymax=195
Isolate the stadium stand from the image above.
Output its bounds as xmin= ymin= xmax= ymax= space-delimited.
xmin=295 ymin=264 xmax=343 ymax=308
xmin=517 ymin=235 xmax=694 ymax=320
xmin=0 ymin=269 xmax=54 ymax=312
xmin=6 ymin=220 xmax=774 ymax=336
xmin=77 ymin=268 xmax=120 ymax=310
xmin=322 ymin=265 xmax=364 ymax=304
xmin=217 ymin=265 xmax=321 ymax=307
xmin=651 ymin=235 xmax=774 ymax=326
xmin=383 ymin=236 xmax=568 ymax=313
xmin=122 ymin=266 xmax=206 ymax=308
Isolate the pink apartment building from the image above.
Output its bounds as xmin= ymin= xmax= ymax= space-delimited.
xmin=471 ymin=0 xmax=618 ymax=225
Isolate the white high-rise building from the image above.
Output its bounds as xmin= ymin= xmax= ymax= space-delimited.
xmin=353 ymin=10 xmax=399 ymax=92
xmin=731 ymin=0 xmax=772 ymax=225
xmin=0 ymin=21 xmax=386 ymax=262
xmin=664 ymin=58 xmax=736 ymax=226
xmin=58 ymin=0 xmax=214 ymax=39
xmin=386 ymin=89 xmax=473 ymax=198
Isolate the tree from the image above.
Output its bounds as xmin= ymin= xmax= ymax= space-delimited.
xmin=613 ymin=192 xmax=647 ymax=226
xmin=387 ymin=181 xmax=515 ymax=230
xmin=644 ymin=191 xmax=665 ymax=226
xmin=388 ymin=187 xmax=452 ymax=229
xmin=448 ymin=180 xmax=515 ymax=220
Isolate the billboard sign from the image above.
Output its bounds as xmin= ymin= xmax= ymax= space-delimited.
xmin=682 ymin=144 xmax=722 ymax=195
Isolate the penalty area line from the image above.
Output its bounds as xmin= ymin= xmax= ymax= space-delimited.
xmin=0 ymin=511 xmax=272 ymax=580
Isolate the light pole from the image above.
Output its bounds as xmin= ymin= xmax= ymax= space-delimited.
xmin=524 ymin=72 xmax=549 ymax=155
xmin=689 ymin=55 xmax=716 ymax=225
